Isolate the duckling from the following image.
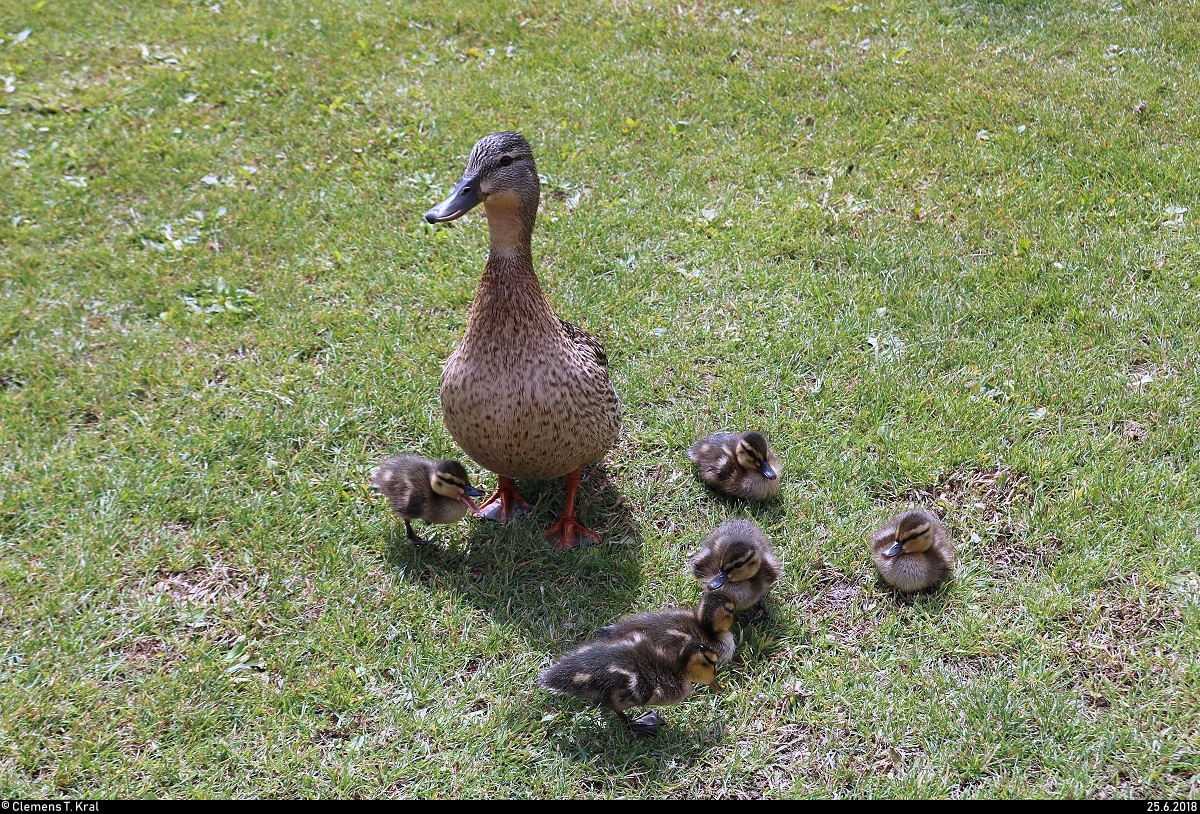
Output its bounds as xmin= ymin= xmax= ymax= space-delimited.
xmin=537 ymin=635 xmax=720 ymax=736
xmin=592 ymin=590 xmax=738 ymax=664
xmin=687 ymin=431 xmax=781 ymax=501
xmin=871 ymin=508 xmax=954 ymax=593
xmin=370 ymin=455 xmax=484 ymax=544
xmin=425 ymin=132 xmax=621 ymax=550
xmin=689 ymin=518 xmax=782 ymax=621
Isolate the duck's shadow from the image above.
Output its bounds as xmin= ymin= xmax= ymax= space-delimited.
xmin=381 ymin=464 xmax=744 ymax=760
xmin=382 ymin=462 xmax=645 ymax=651
xmin=700 ymin=487 xmax=788 ymax=528
xmin=877 ymin=576 xmax=956 ymax=610
xmin=527 ymin=691 xmax=729 ymax=765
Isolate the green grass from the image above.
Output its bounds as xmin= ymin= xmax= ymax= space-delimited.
xmin=2 ymin=0 xmax=1199 ymax=799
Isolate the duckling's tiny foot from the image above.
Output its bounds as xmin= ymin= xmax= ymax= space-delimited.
xmin=405 ymin=521 xmax=432 ymax=546
xmin=544 ymin=517 xmax=601 ymax=550
xmin=630 ymin=711 xmax=663 ymax=737
xmin=476 ymin=476 xmax=534 ymax=524
xmin=741 ymin=600 xmax=769 ymax=624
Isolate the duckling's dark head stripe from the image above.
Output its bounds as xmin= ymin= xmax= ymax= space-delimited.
xmin=898 ymin=522 xmax=931 ymax=543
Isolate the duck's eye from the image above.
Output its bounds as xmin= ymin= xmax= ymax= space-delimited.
xmin=499 ymin=155 xmax=514 ymax=167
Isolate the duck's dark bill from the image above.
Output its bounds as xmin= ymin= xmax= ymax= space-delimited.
xmin=425 ymin=177 xmax=481 ymax=223
xmin=707 ymin=572 xmax=729 ymax=590
xmin=884 ymin=541 xmax=904 ymax=558
xmin=760 ymin=462 xmax=777 ymax=479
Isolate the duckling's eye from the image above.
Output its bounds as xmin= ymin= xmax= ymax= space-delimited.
xmin=499 ymin=155 xmax=514 ymax=167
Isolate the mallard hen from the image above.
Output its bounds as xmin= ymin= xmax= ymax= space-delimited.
xmin=425 ymin=132 xmax=621 ymax=549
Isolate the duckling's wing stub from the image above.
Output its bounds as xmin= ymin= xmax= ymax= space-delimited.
xmin=559 ymin=319 xmax=609 ymax=368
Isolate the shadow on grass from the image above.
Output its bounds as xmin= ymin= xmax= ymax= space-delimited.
xmin=699 ymin=487 xmax=788 ymax=528
xmin=874 ymin=575 xmax=957 ymax=611
xmin=381 ymin=461 xmax=646 ymax=650
xmin=527 ymin=691 xmax=728 ymax=767
xmin=728 ymin=604 xmax=790 ymax=670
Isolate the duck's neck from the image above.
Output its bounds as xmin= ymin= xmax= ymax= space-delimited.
xmin=463 ymin=202 xmax=559 ymax=340
xmin=483 ymin=196 xmax=535 ymax=258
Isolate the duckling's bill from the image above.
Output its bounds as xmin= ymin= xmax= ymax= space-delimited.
xmin=460 ymin=484 xmax=484 ymax=515
xmin=707 ymin=572 xmax=730 ymax=590
xmin=425 ymin=177 xmax=481 ymax=223
xmin=760 ymin=461 xmax=777 ymax=479
xmin=883 ymin=540 xmax=904 ymax=558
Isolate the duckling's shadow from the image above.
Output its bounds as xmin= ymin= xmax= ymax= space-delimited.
xmin=701 ymin=487 xmax=788 ymax=527
xmin=527 ymin=692 xmax=728 ymax=766
xmin=875 ymin=576 xmax=956 ymax=611
xmin=382 ymin=462 xmax=646 ymax=650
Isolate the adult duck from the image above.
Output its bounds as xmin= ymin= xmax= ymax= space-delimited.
xmin=424 ymin=131 xmax=621 ymax=549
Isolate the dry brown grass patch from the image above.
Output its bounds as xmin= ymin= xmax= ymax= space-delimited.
xmin=1066 ymin=583 xmax=1184 ymax=709
xmin=797 ymin=565 xmax=885 ymax=647
xmin=142 ymin=563 xmax=252 ymax=606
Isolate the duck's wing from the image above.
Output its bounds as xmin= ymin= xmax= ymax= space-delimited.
xmin=559 ymin=318 xmax=609 ymax=368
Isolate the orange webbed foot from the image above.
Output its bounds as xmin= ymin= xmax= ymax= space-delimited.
xmin=544 ymin=516 xmax=601 ymax=550
xmin=476 ymin=476 xmax=534 ymax=524
xmin=542 ymin=468 xmax=599 ymax=550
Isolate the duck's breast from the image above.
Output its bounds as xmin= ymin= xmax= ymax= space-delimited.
xmin=440 ymin=324 xmax=619 ymax=480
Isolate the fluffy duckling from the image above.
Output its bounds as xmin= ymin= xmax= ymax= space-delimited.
xmin=537 ymin=635 xmax=719 ymax=736
xmin=688 ymin=431 xmax=781 ymax=501
xmin=592 ymin=590 xmax=738 ymax=664
xmin=689 ymin=518 xmax=782 ymax=621
xmin=871 ymin=508 xmax=954 ymax=593
xmin=371 ymin=455 xmax=484 ymax=544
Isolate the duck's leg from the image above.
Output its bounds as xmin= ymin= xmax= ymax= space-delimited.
xmin=544 ymin=468 xmax=600 ymax=550
xmin=476 ymin=476 xmax=534 ymax=524
xmin=405 ymin=520 xmax=431 ymax=546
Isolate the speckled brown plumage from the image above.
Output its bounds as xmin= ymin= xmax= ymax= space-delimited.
xmin=440 ymin=254 xmax=620 ymax=480
xmin=689 ymin=518 xmax=782 ymax=616
xmin=871 ymin=509 xmax=954 ymax=593
xmin=591 ymin=591 xmax=738 ymax=664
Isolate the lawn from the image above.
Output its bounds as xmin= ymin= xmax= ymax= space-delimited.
xmin=1 ymin=0 xmax=1198 ymax=799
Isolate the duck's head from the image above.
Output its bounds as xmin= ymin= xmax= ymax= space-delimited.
xmin=883 ymin=510 xmax=935 ymax=557
xmin=430 ymin=459 xmax=484 ymax=510
xmin=682 ymin=642 xmax=721 ymax=691
xmin=734 ymin=431 xmax=777 ymax=480
xmin=696 ymin=591 xmax=737 ymax=635
xmin=425 ymin=132 xmax=539 ymax=242
xmin=705 ymin=537 xmax=763 ymax=590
